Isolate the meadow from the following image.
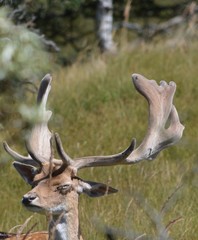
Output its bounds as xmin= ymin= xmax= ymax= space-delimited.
xmin=0 ymin=41 xmax=198 ymax=239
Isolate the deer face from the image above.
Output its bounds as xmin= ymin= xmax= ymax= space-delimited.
xmin=22 ymin=168 xmax=78 ymax=214
xmin=20 ymin=162 xmax=117 ymax=215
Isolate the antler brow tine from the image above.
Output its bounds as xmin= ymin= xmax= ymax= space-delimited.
xmin=3 ymin=141 xmax=31 ymax=162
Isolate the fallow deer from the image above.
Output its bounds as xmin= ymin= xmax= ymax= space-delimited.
xmin=3 ymin=73 xmax=184 ymax=240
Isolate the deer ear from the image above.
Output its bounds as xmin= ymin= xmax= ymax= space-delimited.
xmin=77 ymin=180 xmax=118 ymax=198
xmin=13 ymin=162 xmax=36 ymax=185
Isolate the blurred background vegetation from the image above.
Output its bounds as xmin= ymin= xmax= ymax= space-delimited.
xmin=0 ymin=0 xmax=198 ymax=239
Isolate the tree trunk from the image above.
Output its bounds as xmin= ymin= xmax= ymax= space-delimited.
xmin=96 ymin=0 xmax=116 ymax=53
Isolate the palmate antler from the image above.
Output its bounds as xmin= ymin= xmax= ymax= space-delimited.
xmin=3 ymin=74 xmax=52 ymax=164
xmin=72 ymin=74 xmax=184 ymax=169
xmin=3 ymin=73 xmax=184 ymax=183
xmin=127 ymin=74 xmax=184 ymax=162
xmin=3 ymin=74 xmax=54 ymax=183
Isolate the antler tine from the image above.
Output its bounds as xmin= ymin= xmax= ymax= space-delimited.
xmin=25 ymin=140 xmax=44 ymax=174
xmin=54 ymin=133 xmax=74 ymax=165
xmin=126 ymin=73 xmax=184 ymax=163
xmin=52 ymin=133 xmax=74 ymax=177
xmin=166 ymin=105 xmax=183 ymax=142
xmin=3 ymin=141 xmax=39 ymax=167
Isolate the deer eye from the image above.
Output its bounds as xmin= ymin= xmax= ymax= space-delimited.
xmin=55 ymin=184 xmax=72 ymax=195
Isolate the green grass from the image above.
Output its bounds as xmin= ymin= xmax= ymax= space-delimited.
xmin=1 ymin=41 xmax=198 ymax=239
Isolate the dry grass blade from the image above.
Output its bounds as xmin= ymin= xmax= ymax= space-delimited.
xmin=165 ymin=216 xmax=183 ymax=232
xmin=21 ymin=223 xmax=38 ymax=240
xmin=16 ymin=216 xmax=34 ymax=239
xmin=161 ymin=185 xmax=183 ymax=214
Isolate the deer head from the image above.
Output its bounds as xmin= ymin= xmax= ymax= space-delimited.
xmin=3 ymin=73 xmax=184 ymax=240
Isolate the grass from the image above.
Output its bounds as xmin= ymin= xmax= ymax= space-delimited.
xmin=0 ymin=40 xmax=198 ymax=239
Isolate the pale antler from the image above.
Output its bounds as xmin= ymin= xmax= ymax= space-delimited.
xmin=27 ymin=73 xmax=53 ymax=162
xmin=4 ymin=73 xmax=184 ymax=178
xmin=126 ymin=74 xmax=184 ymax=162
xmin=3 ymin=74 xmax=53 ymax=168
xmin=70 ymin=73 xmax=184 ymax=169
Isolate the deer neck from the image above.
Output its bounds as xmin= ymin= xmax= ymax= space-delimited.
xmin=48 ymin=192 xmax=81 ymax=240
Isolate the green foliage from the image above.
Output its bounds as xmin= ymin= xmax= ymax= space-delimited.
xmin=1 ymin=41 xmax=198 ymax=239
xmin=0 ymin=7 xmax=52 ymax=138
xmin=0 ymin=7 xmax=51 ymax=94
xmin=2 ymin=0 xmax=196 ymax=62
xmin=5 ymin=0 xmax=96 ymax=62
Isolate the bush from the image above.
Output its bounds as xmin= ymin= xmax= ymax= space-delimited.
xmin=0 ymin=7 xmax=51 ymax=96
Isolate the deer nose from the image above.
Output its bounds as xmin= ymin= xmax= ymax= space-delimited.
xmin=22 ymin=194 xmax=37 ymax=205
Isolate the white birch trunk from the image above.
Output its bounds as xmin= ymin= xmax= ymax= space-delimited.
xmin=96 ymin=0 xmax=116 ymax=53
